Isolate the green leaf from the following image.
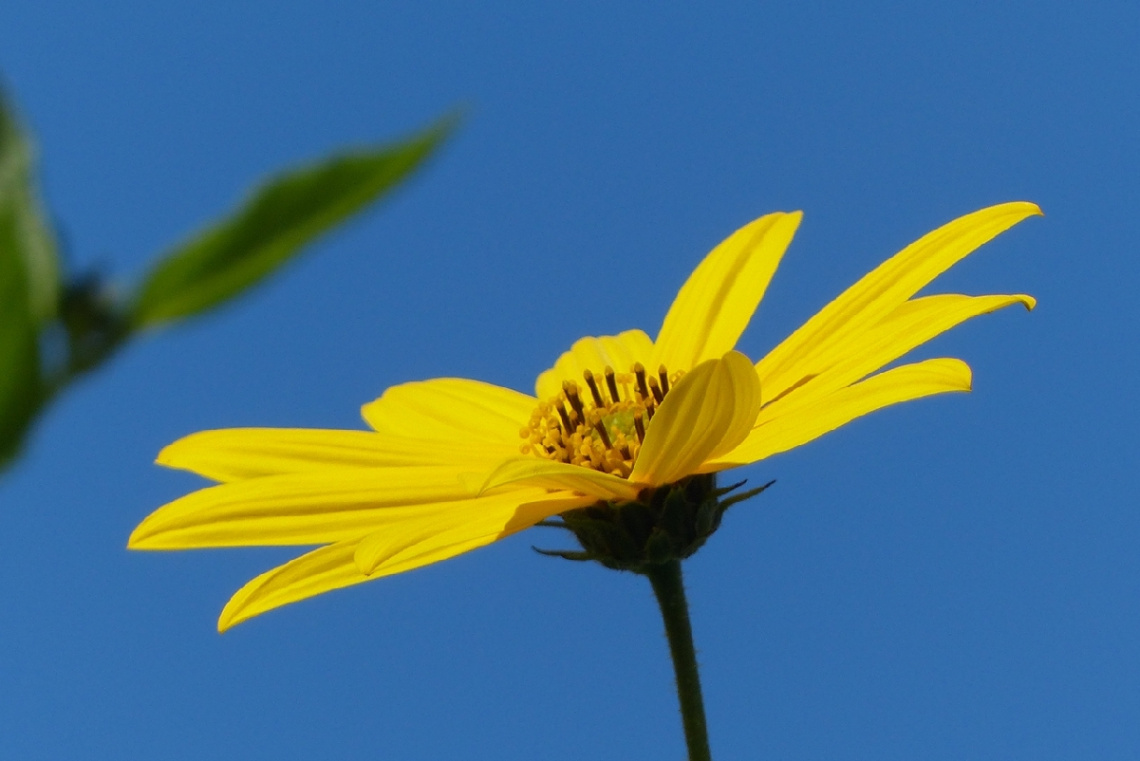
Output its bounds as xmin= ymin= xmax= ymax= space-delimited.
xmin=0 ymin=193 xmax=44 ymax=465
xmin=129 ymin=114 xmax=457 ymax=328
xmin=0 ymin=88 xmax=53 ymax=467
xmin=0 ymin=88 xmax=61 ymax=326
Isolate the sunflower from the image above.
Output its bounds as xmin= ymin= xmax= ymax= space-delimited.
xmin=130 ymin=202 xmax=1038 ymax=631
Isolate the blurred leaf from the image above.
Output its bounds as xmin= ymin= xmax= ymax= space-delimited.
xmin=0 ymin=88 xmax=61 ymax=326
xmin=0 ymin=88 xmax=53 ymax=467
xmin=0 ymin=191 xmax=44 ymax=466
xmin=129 ymin=114 xmax=457 ymax=328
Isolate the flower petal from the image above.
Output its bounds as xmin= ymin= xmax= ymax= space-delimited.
xmin=534 ymin=329 xmax=655 ymax=400
xmin=629 ymin=350 xmax=762 ymax=486
xmin=757 ymin=202 xmax=1041 ymax=400
xmin=653 ymin=211 xmax=801 ymax=372
xmin=219 ymin=541 xmax=363 ymax=632
xmin=129 ymin=466 xmax=484 ymax=548
xmin=353 ymin=489 xmax=593 ymax=574
xmin=156 ymin=428 xmax=506 ymax=483
xmin=361 ymin=378 xmax=534 ymax=451
xmin=217 ymin=488 xmax=593 ymax=631
xmin=760 ymin=293 xmax=1034 ymax=416
xmin=708 ymin=357 xmax=972 ymax=468
xmin=480 ymin=457 xmax=641 ymax=501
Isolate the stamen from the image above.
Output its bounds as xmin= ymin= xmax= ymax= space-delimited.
xmin=587 ymin=445 xmax=602 ymax=468
xmin=581 ymin=370 xmax=605 ymax=407
xmin=556 ymin=401 xmax=573 ymax=432
xmin=563 ymin=380 xmax=586 ymax=421
xmin=593 ymin=420 xmax=613 ymax=449
xmin=633 ymin=362 xmax=649 ymax=399
xmin=604 ymin=365 xmax=620 ymax=403
xmin=621 ymin=373 xmax=634 ymax=400
xmin=647 ymin=375 xmax=665 ymax=404
xmin=528 ymin=362 xmax=676 ymax=477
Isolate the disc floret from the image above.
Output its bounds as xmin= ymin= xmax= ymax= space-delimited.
xmin=520 ymin=363 xmax=684 ymax=478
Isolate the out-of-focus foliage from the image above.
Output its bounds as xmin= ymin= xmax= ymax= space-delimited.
xmin=131 ymin=117 xmax=454 ymax=327
xmin=0 ymin=86 xmax=454 ymax=474
xmin=0 ymin=230 xmax=43 ymax=462
xmin=0 ymin=91 xmax=57 ymax=461
xmin=0 ymin=94 xmax=59 ymax=325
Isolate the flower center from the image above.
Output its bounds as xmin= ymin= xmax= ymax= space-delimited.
xmin=520 ymin=363 xmax=684 ymax=478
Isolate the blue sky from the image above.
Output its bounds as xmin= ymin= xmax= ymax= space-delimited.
xmin=1 ymin=2 xmax=1136 ymax=759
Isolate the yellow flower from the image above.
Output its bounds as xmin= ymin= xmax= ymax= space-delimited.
xmin=130 ymin=202 xmax=1039 ymax=631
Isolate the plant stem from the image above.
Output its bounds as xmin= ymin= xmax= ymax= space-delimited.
xmin=645 ymin=559 xmax=712 ymax=761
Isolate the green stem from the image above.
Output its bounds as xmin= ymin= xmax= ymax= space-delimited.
xmin=645 ymin=559 xmax=712 ymax=761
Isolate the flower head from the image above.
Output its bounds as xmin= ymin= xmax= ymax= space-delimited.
xmin=130 ymin=202 xmax=1039 ymax=631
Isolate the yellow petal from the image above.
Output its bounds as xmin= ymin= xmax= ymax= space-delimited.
xmin=761 ymin=293 xmax=1034 ymax=416
xmin=757 ymin=202 xmax=1041 ymax=399
xmin=129 ymin=466 xmax=484 ymax=549
xmin=219 ymin=541 xmax=364 ymax=632
xmin=361 ymin=378 xmax=534 ymax=452
xmin=217 ymin=488 xmax=593 ymax=631
xmin=480 ymin=457 xmax=641 ymax=501
xmin=709 ymin=357 xmax=972 ymax=468
xmin=629 ymin=350 xmax=762 ymax=486
xmin=534 ymin=329 xmax=655 ymax=400
xmin=353 ymin=488 xmax=593 ymax=574
xmin=653 ymin=211 xmax=802 ymax=372
xmin=156 ymin=428 xmax=506 ymax=483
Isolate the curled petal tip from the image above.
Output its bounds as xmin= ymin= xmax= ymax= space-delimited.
xmin=1004 ymin=200 xmax=1043 ymax=217
xmin=959 ymin=364 xmax=974 ymax=393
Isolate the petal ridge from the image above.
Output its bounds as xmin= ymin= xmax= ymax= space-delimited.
xmin=129 ymin=466 xmax=483 ymax=549
xmin=481 ymin=457 xmax=641 ymax=501
xmin=630 ymin=351 xmax=762 ymax=485
xmin=157 ymin=427 xmax=506 ymax=483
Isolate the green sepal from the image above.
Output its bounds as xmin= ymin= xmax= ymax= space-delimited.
xmin=128 ymin=112 xmax=458 ymax=328
xmin=644 ymin=528 xmax=676 ymax=566
xmin=616 ymin=500 xmax=656 ymax=548
xmin=531 ymin=547 xmax=597 ymax=563
xmin=693 ymin=497 xmax=721 ymax=538
xmin=542 ymin=475 xmax=774 ymax=574
xmin=659 ymin=487 xmax=696 ymax=548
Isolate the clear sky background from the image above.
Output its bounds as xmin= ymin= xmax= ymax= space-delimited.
xmin=0 ymin=2 xmax=1136 ymax=759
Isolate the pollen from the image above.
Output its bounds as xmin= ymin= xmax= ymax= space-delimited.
xmin=520 ymin=363 xmax=685 ymax=478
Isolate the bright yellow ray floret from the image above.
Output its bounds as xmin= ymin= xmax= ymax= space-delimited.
xmin=129 ymin=201 xmax=1040 ymax=631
